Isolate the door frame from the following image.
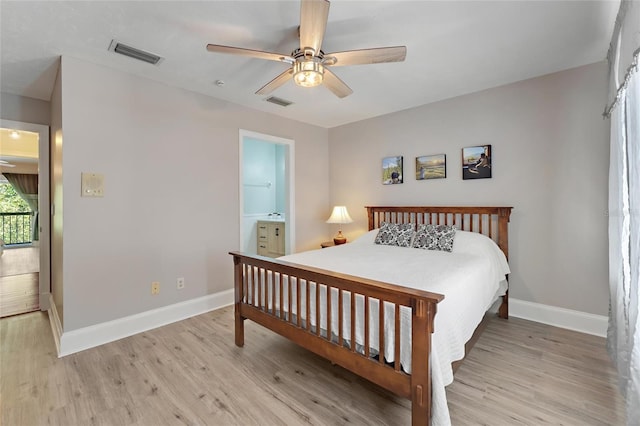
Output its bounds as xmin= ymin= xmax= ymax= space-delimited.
xmin=1 ymin=119 xmax=51 ymax=310
xmin=238 ymin=129 xmax=295 ymax=255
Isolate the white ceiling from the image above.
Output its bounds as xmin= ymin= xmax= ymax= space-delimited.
xmin=0 ymin=1 xmax=618 ymax=128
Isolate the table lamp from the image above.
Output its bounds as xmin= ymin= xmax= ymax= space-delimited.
xmin=326 ymin=206 xmax=353 ymax=245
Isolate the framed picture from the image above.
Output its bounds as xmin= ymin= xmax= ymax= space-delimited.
xmin=382 ymin=156 xmax=403 ymax=184
xmin=416 ymin=154 xmax=446 ymax=180
xmin=462 ymin=145 xmax=492 ymax=180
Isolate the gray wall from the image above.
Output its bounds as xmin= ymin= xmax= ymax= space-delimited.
xmin=57 ymin=56 xmax=329 ymax=331
xmin=0 ymin=92 xmax=51 ymax=125
xmin=12 ymin=56 xmax=610 ymax=331
xmin=328 ymin=62 xmax=609 ymax=316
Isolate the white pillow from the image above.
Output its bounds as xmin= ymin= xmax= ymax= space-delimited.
xmin=452 ymin=230 xmax=510 ymax=274
xmin=350 ymin=229 xmax=380 ymax=245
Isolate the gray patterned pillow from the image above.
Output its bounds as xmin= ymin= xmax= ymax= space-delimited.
xmin=374 ymin=222 xmax=415 ymax=247
xmin=412 ymin=224 xmax=456 ymax=252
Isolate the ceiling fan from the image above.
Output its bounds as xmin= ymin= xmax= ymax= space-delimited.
xmin=206 ymin=0 xmax=406 ymax=98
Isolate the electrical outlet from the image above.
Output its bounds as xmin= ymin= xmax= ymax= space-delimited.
xmin=151 ymin=281 xmax=160 ymax=295
xmin=177 ymin=277 xmax=185 ymax=290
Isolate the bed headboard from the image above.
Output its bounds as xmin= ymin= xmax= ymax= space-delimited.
xmin=366 ymin=206 xmax=513 ymax=260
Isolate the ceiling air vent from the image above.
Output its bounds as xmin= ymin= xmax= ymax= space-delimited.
xmin=265 ymin=96 xmax=293 ymax=107
xmin=108 ymin=40 xmax=164 ymax=65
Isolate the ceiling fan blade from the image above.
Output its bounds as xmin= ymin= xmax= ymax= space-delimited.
xmin=255 ymin=68 xmax=294 ymax=96
xmin=323 ymin=68 xmax=353 ymax=98
xmin=299 ymin=0 xmax=330 ymax=55
xmin=324 ymin=46 xmax=407 ymax=66
xmin=206 ymin=44 xmax=293 ymax=63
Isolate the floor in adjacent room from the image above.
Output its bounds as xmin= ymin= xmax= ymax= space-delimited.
xmin=0 ymin=246 xmax=39 ymax=318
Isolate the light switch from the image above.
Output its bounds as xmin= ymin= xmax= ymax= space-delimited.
xmin=81 ymin=172 xmax=104 ymax=197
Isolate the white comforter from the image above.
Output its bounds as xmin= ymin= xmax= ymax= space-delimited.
xmin=277 ymin=229 xmax=510 ymax=426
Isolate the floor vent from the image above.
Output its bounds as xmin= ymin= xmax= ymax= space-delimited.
xmin=265 ymin=96 xmax=293 ymax=107
xmin=108 ymin=40 xmax=163 ymax=65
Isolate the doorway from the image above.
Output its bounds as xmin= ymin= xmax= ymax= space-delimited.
xmin=239 ymin=130 xmax=294 ymax=256
xmin=0 ymin=119 xmax=50 ymax=317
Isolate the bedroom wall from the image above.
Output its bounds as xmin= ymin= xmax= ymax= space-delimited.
xmin=57 ymin=56 xmax=329 ymax=331
xmin=328 ymin=62 xmax=609 ymax=317
xmin=0 ymin=92 xmax=51 ymax=125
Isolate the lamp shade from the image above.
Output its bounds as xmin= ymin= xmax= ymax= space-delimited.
xmin=326 ymin=206 xmax=353 ymax=224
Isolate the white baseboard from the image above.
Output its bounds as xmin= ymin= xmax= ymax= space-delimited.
xmin=57 ymin=289 xmax=234 ymax=357
xmin=49 ymin=292 xmax=605 ymax=356
xmin=510 ymin=298 xmax=608 ymax=337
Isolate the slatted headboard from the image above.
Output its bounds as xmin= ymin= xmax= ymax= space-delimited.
xmin=366 ymin=205 xmax=513 ymax=320
xmin=366 ymin=206 xmax=513 ymax=260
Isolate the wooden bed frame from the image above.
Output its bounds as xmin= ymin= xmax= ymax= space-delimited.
xmin=230 ymin=206 xmax=512 ymax=425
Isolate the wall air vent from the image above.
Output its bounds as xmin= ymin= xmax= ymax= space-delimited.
xmin=265 ymin=96 xmax=293 ymax=107
xmin=108 ymin=40 xmax=164 ymax=65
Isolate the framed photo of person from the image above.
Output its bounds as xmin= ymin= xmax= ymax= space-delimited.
xmin=462 ymin=145 xmax=492 ymax=180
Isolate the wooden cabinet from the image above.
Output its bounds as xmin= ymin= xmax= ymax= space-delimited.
xmin=257 ymin=220 xmax=285 ymax=258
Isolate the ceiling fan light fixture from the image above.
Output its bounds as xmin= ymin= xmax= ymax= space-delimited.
xmin=205 ymin=0 xmax=406 ymax=98
xmin=293 ymin=60 xmax=324 ymax=88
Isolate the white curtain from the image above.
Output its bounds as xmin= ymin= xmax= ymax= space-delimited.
xmin=605 ymin=1 xmax=640 ymax=424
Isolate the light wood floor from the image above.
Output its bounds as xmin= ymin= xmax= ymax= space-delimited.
xmin=1 ymin=246 xmax=40 ymax=317
xmin=0 ymin=307 xmax=625 ymax=426
xmin=0 ymin=273 xmax=39 ymax=318
xmin=0 ymin=246 xmax=39 ymax=277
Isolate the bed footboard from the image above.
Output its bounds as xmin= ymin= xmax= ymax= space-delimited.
xmin=230 ymin=252 xmax=444 ymax=425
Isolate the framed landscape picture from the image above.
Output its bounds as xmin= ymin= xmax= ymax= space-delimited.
xmin=462 ymin=145 xmax=492 ymax=180
xmin=416 ymin=154 xmax=446 ymax=180
xmin=382 ymin=156 xmax=403 ymax=184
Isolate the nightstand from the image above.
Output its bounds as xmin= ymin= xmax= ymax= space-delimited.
xmin=321 ymin=241 xmax=349 ymax=248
